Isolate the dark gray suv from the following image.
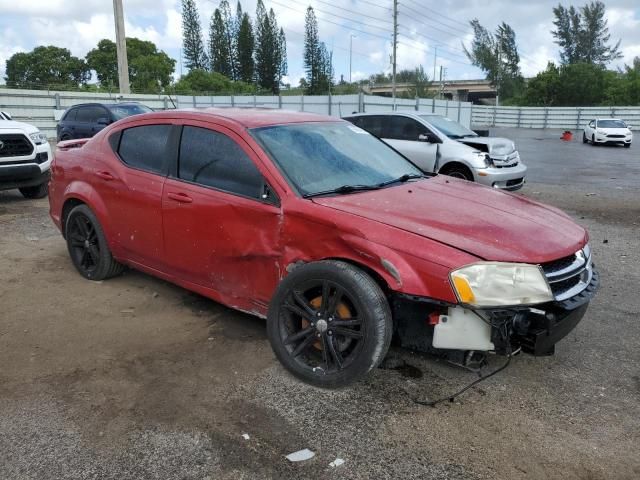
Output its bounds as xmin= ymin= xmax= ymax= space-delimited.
xmin=56 ymin=102 xmax=152 ymax=141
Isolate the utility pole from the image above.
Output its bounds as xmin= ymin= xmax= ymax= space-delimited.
xmin=432 ymin=46 xmax=438 ymax=81
xmin=113 ymin=0 xmax=130 ymax=94
xmin=349 ymin=34 xmax=356 ymax=83
xmin=391 ymin=0 xmax=398 ymax=107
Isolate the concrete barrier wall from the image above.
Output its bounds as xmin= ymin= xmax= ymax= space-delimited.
xmin=472 ymin=105 xmax=640 ymax=130
xmin=0 ymin=88 xmax=472 ymax=138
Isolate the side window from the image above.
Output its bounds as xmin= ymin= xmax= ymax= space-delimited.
xmin=178 ymin=126 xmax=264 ymax=199
xmin=385 ymin=117 xmax=427 ymax=141
xmin=118 ymin=124 xmax=172 ymax=174
xmin=64 ymin=108 xmax=78 ymax=122
xmin=359 ymin=116 xmax=385 ymax=137
xmin=76 ymin=106 xmax=106 ymax=123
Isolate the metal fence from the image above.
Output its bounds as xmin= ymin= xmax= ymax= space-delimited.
xmin=472 ymin=105 xmax=640 ymax=129
xmin=0 ymin=88 xmax=472 ymax=138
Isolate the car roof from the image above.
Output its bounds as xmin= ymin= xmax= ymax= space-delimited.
xmin=345 ymin=111 xmax=422 ymax=119
xmin=595 ymin=118 xmax=624 ymax=121
xmin=68 ymin=102 xmax=146 ymax=109
xmin=128 ymin=108 xmax=342 ymax=129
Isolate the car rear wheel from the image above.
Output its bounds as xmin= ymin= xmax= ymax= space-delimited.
xmin=267 ymin=260 xmax=392 ymax=388
xmin=65 ymin=204 xmax=124 ymax=281
xmin=19 ymin=182 xmax=48 ymax=199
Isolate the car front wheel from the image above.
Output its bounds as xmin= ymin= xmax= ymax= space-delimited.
xmin=267 ymin=260 xmax=392 ymax=388
xmin=583 ymin=132 xmax=588 ymax=144
xmin=19 ymin=182 xmax=48 ymax=199
xmin=65 ymin=204 xmax=124 ymax=281
xmin=624 ymin=143 xmax=631 ymax=148
xmin=592 ymin=134 xmax=597 ymax=146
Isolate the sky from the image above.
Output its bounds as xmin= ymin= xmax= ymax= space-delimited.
xmin=0 ymin=0 xmax=639 ymax=87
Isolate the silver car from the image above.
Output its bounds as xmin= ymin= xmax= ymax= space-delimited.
xmin=344 ymin=112 xmax=527 ymax=191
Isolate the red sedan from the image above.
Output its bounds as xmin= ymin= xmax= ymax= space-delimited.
xmin=49 ymin=109 xmax=598 ymax=387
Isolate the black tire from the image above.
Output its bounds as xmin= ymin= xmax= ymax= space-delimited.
xmin=19 ymin=182 xmax=48 ymax=199
xmin=440 ymin=164 xmax=473 ymax=181
xmin=60 ymin=134 xmax=71 ymax=141
xmin=65 ymin=204 xmax=124 ymax=281
xmin=582 ymin=132 xmax=588 ymax=144
xmin=267 ymin=260 xmax=392 ymax=388
xmin=624 ymin=143 xmax=631 ymax=148
xmin=591 ymin=134 xmax=597 ymax=146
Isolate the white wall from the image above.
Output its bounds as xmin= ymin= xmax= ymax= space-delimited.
xmin=0 ymin=88 xmax=472 ymax=138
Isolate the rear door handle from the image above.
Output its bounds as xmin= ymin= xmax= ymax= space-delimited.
xmin=167 ymin=192 xmax=193 ymax=203
xmin=95 ymin=171 xmax=115 ymax=181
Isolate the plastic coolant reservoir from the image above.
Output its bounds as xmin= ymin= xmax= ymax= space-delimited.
xmin=432 ymin=307 xmax=495 ymax=351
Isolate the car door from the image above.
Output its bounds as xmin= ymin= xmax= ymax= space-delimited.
xmin=380 ymin=116 xmax=439 ymax=172
xmin=97 ymin=122 xmax=174 ymax=269
xmin=161 ymin=122 xmax=282 ymax=307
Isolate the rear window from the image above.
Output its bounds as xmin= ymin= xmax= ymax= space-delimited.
xmin=118 ymin=124 xmax=172 ymax=174
xmin=63 ymin=108 xmax=77 ymax=121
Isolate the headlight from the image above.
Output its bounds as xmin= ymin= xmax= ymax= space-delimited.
xmin=450 ymin=262 xmax=553 ymax=307
xmin=29 ymin=131 xmax=48 ymax=145
xmin=476 ymin=152 xmax=492 ymax=167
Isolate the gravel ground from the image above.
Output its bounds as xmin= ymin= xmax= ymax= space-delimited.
xmin=1 ymin=130 xmax=639 ymax=479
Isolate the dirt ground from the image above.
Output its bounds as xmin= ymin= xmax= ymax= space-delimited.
xmin=1 ymin=132 xmax=639 ymax=479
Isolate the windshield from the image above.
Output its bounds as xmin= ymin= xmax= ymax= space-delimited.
xmin=251 ymin=122 xmax=423 ymax=197
xmin=598 ymin=120 xmax=627 ymax=129
xmin=108 ymin=104 xmax=153 ymax=120
xmin=420 ymin=115 xmax=476 ymax=139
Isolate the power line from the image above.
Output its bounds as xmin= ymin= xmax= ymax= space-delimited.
xmin=397 ymin=39 xmax=474 ymax=66
xmin=402 ymin=0 xmax=472 ymax=31
xmin=268 ymin=0 xmax=392 ymax=41
xmin=312 ymin=0 xmax=392 ymax=25
xmin=353 ymin=0 xmax=393 ymax=10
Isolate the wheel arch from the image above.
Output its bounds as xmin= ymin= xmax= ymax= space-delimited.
xmin=438 ymin=160 xmax=474 ymax=180
xmin=60 ymin=182 xmax=115 ymax=250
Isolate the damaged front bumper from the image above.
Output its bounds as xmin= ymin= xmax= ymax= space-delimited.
xmin=391 ymin=266 xmax=599 ymax=357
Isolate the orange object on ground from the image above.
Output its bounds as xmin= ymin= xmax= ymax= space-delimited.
xmin=562 ymin=131 xmax=573 ymax=141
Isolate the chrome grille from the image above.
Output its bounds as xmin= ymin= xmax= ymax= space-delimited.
xmin=541 ymin=245 xmax=592 ymax=301
xmin=0 ymin=134 xmax=34 ymax=158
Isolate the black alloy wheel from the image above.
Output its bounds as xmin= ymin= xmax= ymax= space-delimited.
xmin=268 ymin=261 xmax=392 ymax=388
xmin=65 ymin=204 xmax=124 ymax=280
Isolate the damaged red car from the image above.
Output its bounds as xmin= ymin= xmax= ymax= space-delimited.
xmin=49 ymin=109 xmax=599 ymax=387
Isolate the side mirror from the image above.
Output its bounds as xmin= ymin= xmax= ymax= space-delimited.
xmin=97 ymin=117 xmax=111 ymax=126
xmin=418 ymin=133 xmax=440 ymax=143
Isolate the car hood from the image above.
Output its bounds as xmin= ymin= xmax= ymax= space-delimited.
xmin=598 ymin=127 xmax=632 ymax=134
xmin=313 ymin=176 xmax=586 ymax=264
xmin=0 ymin=119 xmax=39 ymax=134
xmin=457 ymin=136 xmax=516 ymax=155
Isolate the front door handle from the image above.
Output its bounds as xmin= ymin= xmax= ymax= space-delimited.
xmin=167 ymin=192 xmax=193 ymax=204
xmin=95 ymin=171 xmax=115 ymax=181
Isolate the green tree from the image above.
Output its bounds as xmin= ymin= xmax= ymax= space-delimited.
xmin=303 ymin=7 xmax=332 ymax=94
xmin=521 ymin=62 xmax=616 ymax=106
xmin=464 ymin=20 xmax=524 ymax=101
xmin=278 ymin=27 xmax=288 ymax=84
xmin=236 ymin=12 xmax=255 ymax=83
xmin=5 ymin=46 xmax=89 ymax=89
xmin=209 ymin=8 xmax=233 ymax=78
xmin=254 ymin=1 xmax=285 ymax=93
xmin=173 ymin=69 xmax=253 ymax=94
xmin=552 ymin=1 xmax=622 ymax=65
xmin=86 ymin=38 xmax=175 ymax=92
xmin=605 ymin=57 xmax=640 ymax=105
xmin=182 ymin=0 xmax=208 ymax=70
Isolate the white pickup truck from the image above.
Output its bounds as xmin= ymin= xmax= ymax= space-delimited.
xmin=0 ymin=111 xmax=52 ymax=198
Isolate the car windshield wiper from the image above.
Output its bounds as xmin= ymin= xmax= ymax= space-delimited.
xmin=303 ymin=184 xmax=382 ymax=198
xmin=376 ymin=173 xmax=424 ymax=187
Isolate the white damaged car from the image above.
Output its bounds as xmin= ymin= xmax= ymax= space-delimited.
xmin=0 ymin=111 xmax=52 ymax=198
xmin=583 ymin=118 xmax=632 ymax=148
